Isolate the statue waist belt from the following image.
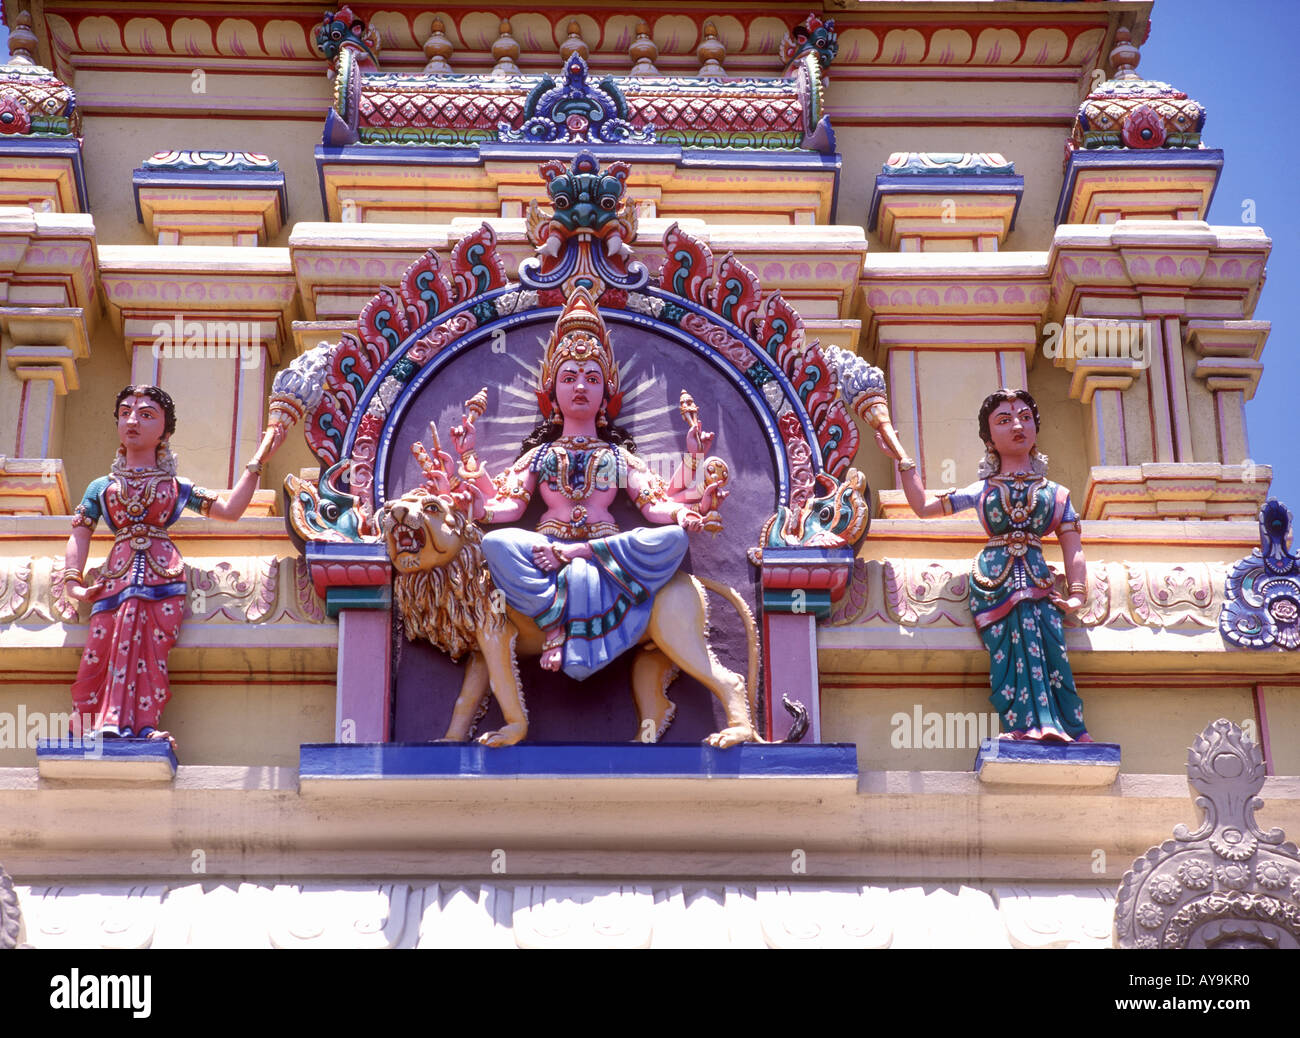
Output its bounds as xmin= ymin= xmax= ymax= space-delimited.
xmin=984 ymin=531 xmax=1042 ymax=557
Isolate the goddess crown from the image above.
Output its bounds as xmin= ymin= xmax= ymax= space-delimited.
xmin=537 ymin=287 xmax=622 ymax=418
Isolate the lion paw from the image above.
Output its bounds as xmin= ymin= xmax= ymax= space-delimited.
xmin=478 ymin=723 xmax=527 ymax=748
xmin=705 ymin=725 xmax=756 ymax=749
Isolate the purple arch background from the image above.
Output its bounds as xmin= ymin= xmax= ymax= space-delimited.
xmin=384 ymin=316 xmax=779 ymax=742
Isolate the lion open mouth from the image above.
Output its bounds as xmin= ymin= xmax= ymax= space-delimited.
xmin=392 ymin=523 xmax=425 ymax=556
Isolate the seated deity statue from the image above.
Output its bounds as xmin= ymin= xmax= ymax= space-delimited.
xmin=452 ymin=288 xmax=723 ymax=680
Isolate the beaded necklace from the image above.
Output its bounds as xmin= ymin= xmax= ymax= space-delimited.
xmin=536 ymin=436 xmax=622 ymax=502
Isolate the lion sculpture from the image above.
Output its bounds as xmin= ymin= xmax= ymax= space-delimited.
xmin=380 ymin=488 xmax=767 ymax=748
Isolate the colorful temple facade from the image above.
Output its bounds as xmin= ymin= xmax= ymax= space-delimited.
xmin=0 ymin=0 xmax=1297 ymax=950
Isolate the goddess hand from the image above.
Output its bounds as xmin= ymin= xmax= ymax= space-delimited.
xmin=873 ymin=429 xmax=905 ymax=461
xmin=677 ymin=508 xmax=704 ymax=532
xmin=532 ymin=543 xmax=568 ymax=573
xmin=253 ymin=423 xmax=288 ymax=465
xmin=686 ymin=426 xmax=715 ymax=456
xmin=450 ymin=410 xmax=477 ymax=456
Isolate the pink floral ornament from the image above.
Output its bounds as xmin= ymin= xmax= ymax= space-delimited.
xmin=0 ymin=96 xmax=30 ymax=135
xmin=1122 ymin=104 xmax=1166 ymax=148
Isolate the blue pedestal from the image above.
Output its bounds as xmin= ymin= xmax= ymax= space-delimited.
xmin=36 ymin=737 xmax=178 ymax=780
xmin=300 ymin=741 xmax=858 ymax=782
xmin=974 ymin=739 xmax=1121 ymax=786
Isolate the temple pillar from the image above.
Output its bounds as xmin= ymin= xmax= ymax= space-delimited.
xmin=0 ymin=208 xmax=96 ymax=514
xmin=760 ymin=548 xmax=856 ymax=742
xmin=874 ymin=327 xmax=1036 ymax=516
xmin=1186 ymin=320 xmax=1269 ymax=465
xmin=99 ymin=252 xmax=298 ymax=501
xmin=1052 ymin=314 xmax=1146 ymax=469
xmin=1139 ymin=296 xmax=1194 ymax=462
xmin=1047 ymin=220 xmax=1267 ymax=520
xmin=336 ymin=608 xmax=393 ymax=743
xmin=307 ymin=542 xmax=394 ymax=743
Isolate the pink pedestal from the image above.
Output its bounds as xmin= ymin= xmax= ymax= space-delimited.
xmin=763 ymin=611 xmax=820 ymax=742
xmin=335 ymin=608 xmax=392 ymax=742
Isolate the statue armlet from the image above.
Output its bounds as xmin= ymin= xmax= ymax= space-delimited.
xmin=493 ymin=455 xmax=533 ymax=500
xmin=189 ymin=486 xmax=217 ymax=518
xmin=936 ymin=489 xmax=957 ymax=516
xmin=1056 ymin=519 xmax=1081 ymax=536
xmin=71 ymin=504 xmax=97 ymax=529
xmin=632 ymin=469 xmax=670 ymax=507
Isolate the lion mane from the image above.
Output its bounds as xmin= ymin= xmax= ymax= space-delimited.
xmin=392 ymin=517 xmax=503 ymax=660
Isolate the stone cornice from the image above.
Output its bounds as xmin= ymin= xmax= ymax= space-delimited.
xmin=1046 ymin=221 xmax=1271 ymax=322
xmin=97 ymin=245 xmax=299 ymax=356
xmin=31 ymin=3 xmax=1147 ymax=80
xmin=0 ymin=764 xmax=1289 ymax=888
xmin=856 ymin=250 xmax=1051 ymax=358
xmin=290 ymin=218 xmax=868 ymax=321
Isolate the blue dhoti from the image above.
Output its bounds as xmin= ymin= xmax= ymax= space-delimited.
xmin=481 ymin=525 xmax=689 ymax=681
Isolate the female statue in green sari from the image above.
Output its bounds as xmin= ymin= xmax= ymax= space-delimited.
xmin=886 ymin=388 xmax=1092 ymax=742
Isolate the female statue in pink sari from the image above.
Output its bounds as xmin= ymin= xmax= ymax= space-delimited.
xmin=61 ymin=384 xmax=284 ymax=746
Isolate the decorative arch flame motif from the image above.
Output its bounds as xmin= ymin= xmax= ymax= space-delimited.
xmin=283 ymin=154 xmax=878 ymax=558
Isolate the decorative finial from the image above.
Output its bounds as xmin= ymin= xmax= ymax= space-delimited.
xmin=629 ymin=21 xmax=659 ymax=76
xmin=560 ymin=20 xmax=589 ymax=64
xmin=1109 ymin=26 xmax=1140 ymax=80
xmin=423 ymin=18 xmax=453 ymax=73
xmin=313 ymin=6 xmax=381 ymax=66
xmin=8 ymin=9 xmax=39 ymax=66
xmin=780 ymin=13 xmax=838 ymax=78
xmin=697 ymin=21 xmax=726 ymax=78
xmin=492 ymin=19 xmax=521 ymax=76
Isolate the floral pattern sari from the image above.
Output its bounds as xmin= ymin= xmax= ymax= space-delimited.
xmin=68 ymin=467 xmax=214 ymax=736
xmin=946 ymin=473 xmax=1088 ymax=739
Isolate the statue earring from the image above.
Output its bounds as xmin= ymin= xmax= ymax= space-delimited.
xmin=978 ymin=442 xmax=999 ymax=478
xmin=597 ymin=405 xmax=608 ymax=429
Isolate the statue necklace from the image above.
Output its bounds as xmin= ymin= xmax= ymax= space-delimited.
xmin=548 ymin=435 xmax=616 ymax=502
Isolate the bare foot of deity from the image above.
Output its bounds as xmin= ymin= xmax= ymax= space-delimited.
xmin=540 ymin=646 xmax=563 ymax=670
xmin=477 ymin=722 xmax=528 ymax=748
xmin=540 ymin=625 xmax=564 ymax=671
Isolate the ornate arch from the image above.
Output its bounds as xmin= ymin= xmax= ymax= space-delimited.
xmin=283 ymin=154 xmax=872 ymax=556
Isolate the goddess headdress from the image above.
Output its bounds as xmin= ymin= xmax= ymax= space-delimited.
xmin=536 ymin=287 xmax=622 ymax=420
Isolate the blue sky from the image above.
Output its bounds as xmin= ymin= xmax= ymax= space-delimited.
xmin=0 ymin=8 xmax=1292 ymax=512
xmin=1142 ymin=1 xmax=1299 ymax=511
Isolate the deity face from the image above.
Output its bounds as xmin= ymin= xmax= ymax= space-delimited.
xmin=554 ymin=358 xmax=605 ymax=424
xmin=116 ymin=393 xmax=167 ymax=453
xmin=985 ymin=398 xmax=1037 ymax=463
